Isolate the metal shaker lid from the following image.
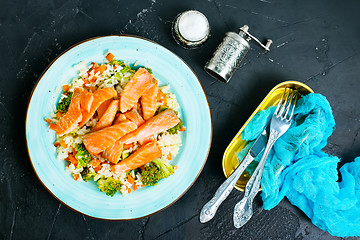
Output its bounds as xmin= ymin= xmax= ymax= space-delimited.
xmin=172 ymin=10 xmax=210 ymax=48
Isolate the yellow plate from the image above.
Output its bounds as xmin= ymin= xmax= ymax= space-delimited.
xmin=222 ymin=81 xmax=314 ymax=191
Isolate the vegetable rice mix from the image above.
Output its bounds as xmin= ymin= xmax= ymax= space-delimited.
xmin=45 ymin=52 xmax=185 ymax=196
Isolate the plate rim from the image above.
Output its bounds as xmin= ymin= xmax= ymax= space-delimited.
xmin=25 ymin=34 xmax=213 ymax=220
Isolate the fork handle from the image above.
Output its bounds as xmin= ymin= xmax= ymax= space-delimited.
xmin=199 ymin=153 xmax=254 ymax=223
xmin=233 ymin=130 xmax=279 ymax=227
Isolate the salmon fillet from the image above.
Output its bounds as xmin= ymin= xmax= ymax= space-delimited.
xmin=96 ymin=99 xmax=112 ymax=119
xmin=104 ymin=109 xmax=179 ymax=163
xmin=92 ymin=100 xmax=119 ymax=131
xmin=120 ymin=68 xmax=153 ymax=113
xmin=113 ymin=113 xmax=127 ymax=125
xmin=82 ymin=120 xmax=137 ymax=156
xmin=124 ymin=108 xmax=145 ymax=127
xmin=72 ymin=88 xmax=94 ymax=125
xmin=79 ymin=87 xmax=117 ymax=127
xmin=73 ymin=88 xmax=94 ymax=113
xmin=140 ymin=80 xmax=158 ymax=120
xmin=104 ymin=140 xmax=124 ymax=164
xmin=138 ymin=135 xmax=155 ymax=146
xmin=55 ymin=95 xmax=82 ymax=136
xmin=120 ymin=109 xmax=180 ymax=144
xmin=111 ymin=142 xmax=162 ymax=175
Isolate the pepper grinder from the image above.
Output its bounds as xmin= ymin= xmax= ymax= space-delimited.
xmin=204 ymin=25 xmax=272 ymax=83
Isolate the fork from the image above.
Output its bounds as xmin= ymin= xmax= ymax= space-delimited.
xmin=233 ymin=88 xmax=298 ymax=228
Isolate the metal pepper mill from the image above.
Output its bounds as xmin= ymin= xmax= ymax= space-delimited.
xmin=204 ymin=25 xmax=272 ymax=83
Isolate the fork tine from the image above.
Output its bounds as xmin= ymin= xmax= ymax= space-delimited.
xmin=275 ymin=88 xmax=287 ymax=115
xmin=287 ymin=91 xmax=298 ymax=121
xmin=277 ymin=88 xmax=290 ymax=117
xmin=283 ymin=90 xmax=295 ymax=118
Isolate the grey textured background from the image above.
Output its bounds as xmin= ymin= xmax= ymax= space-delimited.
xmin=1 ymin=0 xmax=360 ymax=239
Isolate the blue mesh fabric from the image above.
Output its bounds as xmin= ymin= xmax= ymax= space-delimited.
xmin=237 ymin=93 xmax=360 ymax=237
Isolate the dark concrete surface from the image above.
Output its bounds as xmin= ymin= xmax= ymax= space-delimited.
xmin=1 ymin=0 xmax=360 ymax=239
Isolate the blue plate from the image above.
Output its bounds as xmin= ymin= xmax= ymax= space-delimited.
xmin=26 ymin=35 xmax=212 ymax=220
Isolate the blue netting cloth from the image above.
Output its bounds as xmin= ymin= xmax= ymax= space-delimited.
xmin=237 ymin=93 xmax=360 ymax=237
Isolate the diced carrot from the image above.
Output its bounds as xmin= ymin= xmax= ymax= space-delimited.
xmin=62 ymin=84 xmax=69 ymax=92
xmin=127 ymin=187 xmax=131 ymax=193
xmin=45 ymin=118 xmax=51 ymax=123
xmin=127 ymin=175 xmax=135 ymax=184
xmin=90 ymin=76 xmax=97 ymax=82
xmin=157 ymin=90 xmax=165 ymax=102
xmin=92 ymin=159 xmax=102 ymax=168
xmin=179 ymin=127 xmax=186 ymax=132
xmin=167 ymin=153 xmax=172 ymax=160
xmin=60 ymin=140 xmax=67 ymax=149
xmin=68 ymin=153 xmax=78 ymax=168
xmin=174 ymin=165 xmax=178 ymax=170
xmin=133 ymin=184 xmax=137 ymax=191
xmin=123 ymin=143 xmax=134 ymax=149
xmin=94 ymin=64 xmax=107 ymax=74
xmin=49 ymin=123 xmax=57 ymax=131
xmin=106 ymin=53 xmax=115 ymax=62
xmin=82 ymin=78 xmax=90 ymax=86
xmin=53 ymin=142 xmax=60 ymax=147
xmin=89 ymin=62 xmax=98 ymax=71
xmin=94 ymin=165 xmax=103 ymax=173
xmin=73 ymin=174 xmax=79 ymax=180
xmin=141 ymin=184 xmax=144 ymax=187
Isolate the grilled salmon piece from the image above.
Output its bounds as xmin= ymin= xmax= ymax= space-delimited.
xmin=74 ymin=88 xmax=94 ymax=113
xmin=124 ymin=108 xmax=145 ymax=127
xmin=104 ymin=140 xmax=124 ymax=164
xmin=105 ymin=109 xmax=179 ymax=163
xmin=92 ymin=100 xmax=119 ymax=131
xmin=120 ymin=109 xmax=179 ymax=144
xmin=138 ymin=135 xmax=155 ymax=146
xmin=82 ymin=120 xmax=137 ymax=156
xmin=140 ymin=80 xmax=158 ymax=120
xmin=96 ymin=99 xmax=112 ymax=119
xmin=55 ymin=95 xmax=82 ymax=136
xmin=113 ymin=113 xmax=127 ymax=125
xmin=79 ymin=87 xmax=117 ymax=127
xmin=120 ymin=68 xmax=153 ymax=113
xmin=111 ymin=142 xmax=162 ymax=175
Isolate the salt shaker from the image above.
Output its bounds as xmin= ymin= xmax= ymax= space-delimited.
xmin=172 ymin=10 xmax=210 ymax=48
xmin=205 ymin=25 xmax=272 ymax=83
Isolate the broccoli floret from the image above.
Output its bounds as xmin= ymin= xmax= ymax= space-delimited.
xmin=158 ymin=105 xmax=169 ymax=113
xmin=97 ymin=177 xmax=122 ymax=196
xmin=167 ymin=119 xmax=183 ymax=134
xmin=141 ymin=163 xmax=161 ymax=186
xmin=109 ymin=59 xmax=124 ymax=66
xmin=119 ymin=65 xmax=135 ymax=74
xmin=152 ymin=158 xmax=174 ymax=178
xmin=75 ymin=143 xmax=91 ymax=167
xmin=145 ymin=67 xmax=152 ymax=74
xmin=56 ymin=92 xmax=73 ymax=113
xmin=114 ymin=72 xmax=122 ymax=80
xmin=80 ymin=167 xmax=96 ymax=182
xmin=122 ymin=152 xmax=130 ymax=160
xmin=141 ymin=159 xmax=174 ymax=186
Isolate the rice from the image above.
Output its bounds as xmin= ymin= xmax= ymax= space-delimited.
xmin=157 ymin=132 xmax=182 ymax=161
xmin=49 ymin=55 xmax=184 ymax=197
